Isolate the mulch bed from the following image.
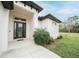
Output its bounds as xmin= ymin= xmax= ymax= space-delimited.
xmin=44 ymin=39 xmax=60 ymax=49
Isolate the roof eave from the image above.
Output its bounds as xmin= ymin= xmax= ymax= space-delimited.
xmin=38 ymin=14 xmax=62 ymax=23
xmin=2 ymin=1 xmax=14 ymax=10
xmin=21 ymin=1 xmax=43 ymax=12
xmin=1 ymin=1 xmax=43 ymax=12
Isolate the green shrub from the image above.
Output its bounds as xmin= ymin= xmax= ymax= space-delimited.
xmin=33 ymin=29 xmax=52 ymax=45
xmin=57 ymin=35 xmax=63 ymax=39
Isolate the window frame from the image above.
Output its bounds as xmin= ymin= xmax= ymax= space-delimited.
xmin=14 ymin=21 xmax=26 ymax=39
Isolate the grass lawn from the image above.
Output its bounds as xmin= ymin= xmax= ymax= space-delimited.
xmin=49 ymin=33 xmax=79 ymax=58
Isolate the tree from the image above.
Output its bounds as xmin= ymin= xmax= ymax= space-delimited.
xmin=59 ymin=16 xmax=79 ymax=33
xmin=67 ymin=16 xmax=79 ymax=32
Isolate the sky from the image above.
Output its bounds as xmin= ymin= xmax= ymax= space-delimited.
xmin=34 ymin=1 xmax=79 ymax=22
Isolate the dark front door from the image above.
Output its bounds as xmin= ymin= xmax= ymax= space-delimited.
xmin=14 ymin=21 xmax=26 ymax=39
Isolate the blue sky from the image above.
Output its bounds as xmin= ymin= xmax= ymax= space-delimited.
xmin=34 ymin=1 xmax=79 ymax=22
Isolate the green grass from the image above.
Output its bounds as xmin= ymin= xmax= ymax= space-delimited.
xmin=50 ymin=33 xmax=79 ymax=58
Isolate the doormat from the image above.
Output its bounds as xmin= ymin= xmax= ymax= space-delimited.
xmin=17 ymin=39 xmax=24 ymax=41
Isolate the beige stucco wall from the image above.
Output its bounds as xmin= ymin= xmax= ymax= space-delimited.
xmin=0 ymin=1 xmax=39 ymax=54
xmin=8 ymin=13 xmax=14 ymax=41
xmin=0 ymin=2 xmax=9 ymax=54
xmin=39 ymin=18 xmax=59 ymax=39
xmin=8 ymin=1 xmax=39 ymax=41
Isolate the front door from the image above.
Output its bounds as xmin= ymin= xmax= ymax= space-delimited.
xmin=14 ymin=19 xmax=26 ymax=39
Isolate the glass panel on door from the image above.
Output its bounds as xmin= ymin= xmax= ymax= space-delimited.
xmin=14 ymin=21 xmax=26 ymax=39
xmin=18 ymin=23 xmax=23 ymax=37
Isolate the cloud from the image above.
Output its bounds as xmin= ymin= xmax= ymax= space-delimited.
xmin=34 ymin=1 xmax=55 ymax=9
xmin=34 ymin=1 xmax=79 ymax=22
xmin=34 ymin=1 xmax=78 ymax=16
xmin=57 ymin=8 xmax=78 ymax=15
xmin=38 ymin=8 xmax=56 ymax=16
xmin=34 ymin=1 xmax=56 ymax=16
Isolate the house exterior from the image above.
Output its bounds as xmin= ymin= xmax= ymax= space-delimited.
xmin=0 ymin=1 xmax=43 ymax=54
xmin=0 ymin=1 xmax=61 ymax=55
xmin=38 ymin=14 xmax=61 ymax=39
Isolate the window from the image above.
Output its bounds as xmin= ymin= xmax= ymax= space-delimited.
xmin=14 ymin=21 xmax=26 ymax=39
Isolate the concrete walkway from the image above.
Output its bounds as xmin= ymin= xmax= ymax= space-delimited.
xmin=0 ymin=39 xmax=61 ymax=58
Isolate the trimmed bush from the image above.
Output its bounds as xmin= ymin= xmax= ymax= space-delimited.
xmin=33 ymin=29 xmax=52 ymax=45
